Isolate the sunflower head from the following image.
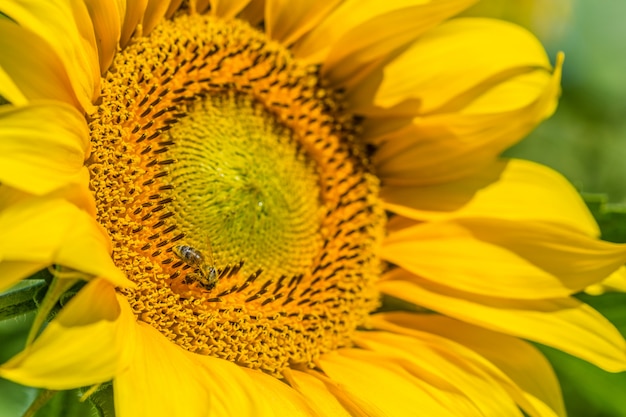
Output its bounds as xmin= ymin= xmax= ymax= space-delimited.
xmin=1 ymin=1 xmax=626 ymax=417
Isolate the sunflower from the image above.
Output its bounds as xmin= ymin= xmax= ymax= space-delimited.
xmin=1 ymin=1 xmax=626 ymax=416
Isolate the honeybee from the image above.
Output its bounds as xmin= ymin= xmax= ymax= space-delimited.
xmin=172 ymin=243 xmax=218 ymax=290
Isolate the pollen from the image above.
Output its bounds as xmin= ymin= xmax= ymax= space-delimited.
xmin=87 ymin=12 xmax=385 ymax=375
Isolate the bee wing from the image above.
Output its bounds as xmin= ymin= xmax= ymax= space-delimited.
xmin=203 ymin=233 xmax=215 ymax=265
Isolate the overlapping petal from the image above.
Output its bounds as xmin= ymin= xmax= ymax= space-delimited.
xmin=322 ymin=0 xmax=479 ymax=88
xmin=85 ymin=0 xmax=124 ymax=72
xmin=372 ymin=52 xmax=562 ymax=184
xmin=0 ymin=65 xmax=27 ymax=106
xmin=352 ymin=331 xmax=525 ymax=416
xmin=120 ymin=0 xmax=147 ymax=47
xmin=286 ymin=369 xmax=355 ymax=417
xmin=372 ymin=314 xmax=566 ymax=417
xmin=208 ymin=0 xmax=252 ymax=19
xmin=355 ymin=18 xmax=551 ymax=115
xmin=114 ymin=322 xmax=212 ymax=417
xmin=142 ymin=0 xmax=172 ymax=36
xmin=381 ymin=158 xmax=600 ymax=237
xmin=0 ymin=101 xmax=90 ymax=195
xmin=0 ymin=0 xmax=100 ymax=113
xmin=379 ymin=270 xmax=626 ymax=372
xmin=294 ymin=0 xmax=476 ymax=69
xmin=0 ymin=279 xmax=136 ymax=389
xmin=115 ymin=329 xmax=315 ymax=417
xmin=382 ymin=218 xmax=626 ymax=299
xmin=0 ymin=20 xmax=82 ymax=109
xmin=265 ymin=0 xmax=342 ymax=46
xmin=317 ymin=349 xmax=484 ymax=416
xmin=0 ymin=195 xmax=130 ymax=290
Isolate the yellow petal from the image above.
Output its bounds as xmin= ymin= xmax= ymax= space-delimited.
xmin=191 ymin=0 xmax=211 ymax=14
xmin=318 ymin=349 xmax=465 ymax=417
xmin=353 ymin=331 xmax=524 ymax=416
xmin=142 ymin=0 xmax=171 ymax=36
xmin=375 ymin=313 xmax=566 ymax=417
xmin=0 ymin=195 xmax=131 ymax=290
xmin=0 ymin=279 xmax=136 ymax=389
xmin=357 ymin=18 xmax=551 ymax=114
xmin=114 ymin=323 xmax=212 ymax=417
xmin=238 ymin=0 xmax=266 ymax=26
xmin=185 ymin=354 xmax=314 ymax=416
xmin=115 ymin=329 xmax=314 ymax=417
xmin=120 ymin=0 xmax=147 ymax=48
xmin=586 ymin=266 xmax=626 ymax=296
xmin=322 ymin=0 xmax=478 ymax=89
xmin=381 ymin=158 xmax=599 ymax=237
xmin=165 ymin=0 xmax=184 ymax=18
xmin=372 ymin=53 xmax=562 ymax=185
xmin=383 ymin=218 xmax=626 ymax=299
xmin=239 ymin=367 xmax=316 ymax=416
xmin=85 ymin=0 xmax=124 ymax=73
xmin=0 ymin=0 xmax=100 ymax=113
xmin=285 ymin=369 xmax=354 ymax=417
xmin=0 ymin=65 xmax=27 ymax=106
xmin=378 ymin=272 xmax=626 ymax=372
xmin=293 ymin=0 xmax=474 ymax=65
xmin=0 ymin=20 xmax=81 ymax=109
xmin=0 ymin=101 xmax=89 ymax=195
xmin=265 ymin=0 xmax=342 ymax=46
xmin=209 ymin=0 xmax=251 ymax=19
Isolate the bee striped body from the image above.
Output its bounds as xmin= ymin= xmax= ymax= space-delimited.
xmin=172 ymin=244 xmax=218 ymax=289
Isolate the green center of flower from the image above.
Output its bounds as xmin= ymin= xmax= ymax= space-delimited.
xmin=166 ymin=94 xmax=322 ymax=279
xmin=87 ymin=12 xmax=385 ymax=376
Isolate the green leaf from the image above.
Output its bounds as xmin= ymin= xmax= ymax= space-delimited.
xmin=0 ymin=281 xmax=48 ymax=322
xmin=538 ymin=292 xmax=626 ymax=417
xmin=583 ymin=193 xmax=626 ymax=243
xmin=31 ymin=390 xmax=97 ymax=417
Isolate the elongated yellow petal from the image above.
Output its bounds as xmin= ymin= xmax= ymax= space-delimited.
xmin=114 ymin=323 xmax=212 ymax=417
xmin=0 ymin=101 xmax=89 ymax=195
xmin=285 ymin=369 xmax=354 ymax=417
xmin=322 ymin=0 xmax=478 ymax=88
xmin=0 ymin=195 xmax=130 ymax=290
xmin=0 ymin=65 xmax=27 ymax=106
xmin=0 ymin=279 xmax=136 ymax=389
xmin=0 ymin=20 xmax=81 ymax=109
xmin=183 ymin=355 xmax=314 ymax=417
xmin=266 ymin=0 xmax=342 ymax=45
xmin=191 ymin=0 xmax=211 ymax=14
xmin=319 ymin=349 xmax=480 ymax=417
xmin=383 ymin=218 xmax=626 ymax=299
xmin=85 ymin=0 xmax=124 ymax=73
xmin=120 ymin=0 xmax=147 ymax=47
xmin=239 ymin=367 xmax=317 ymax=416
xmin=356 ymin=18 xmax=550 ymax=115
xmin=586 ymin=266 xmax=626 ymax=295
xmin=353 ymin=331 xmax=525 ymax=416
xmin=142 ymin=0 xmax=171 ymax=36
xmin=209 ymin=0 xmax=251 ymax=18
xmin=238 ymin=0 xmax=266 ymax=25
xmin=373 ymin=54 xmax=562 ymax=185
xmin=165 ymin=0 xmax=184 ymax=18
xmin=378 ymin=272 xmax=626 ymax=372
xmin=116 ymin=328 xmax=314 ymax=417
xmin=0 ymin=0 xmax=99 ymax=113
xmin=376 ymin=313 xmax=566 ymax=417
xmin=381 ymin=158 xmax=599 ymax=237
xmin=294 ymin=0 xmax=474 ymax=65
